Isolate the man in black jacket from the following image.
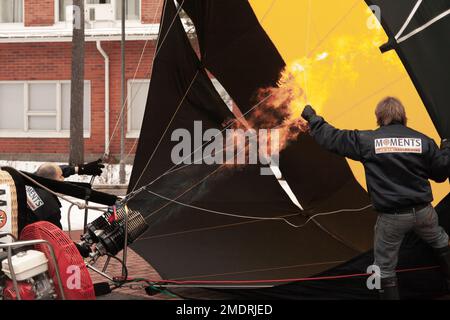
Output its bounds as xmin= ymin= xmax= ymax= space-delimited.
xmin=25 ymin=160 xmax=104 ymax=229
xmin=301 ymin=97 xmax=450 ymax=300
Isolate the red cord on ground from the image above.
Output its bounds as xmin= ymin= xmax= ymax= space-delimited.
xmin=130 ymin=265 xmax=440 ymax=285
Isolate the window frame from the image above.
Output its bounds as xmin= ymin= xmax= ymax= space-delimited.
xmin=0 ymin=80 xmax=91 ymax=138
xmin=54 ymin=0 xmax=142 ymax=25
xmin=126 ymin=78 xmax=149 ymax=139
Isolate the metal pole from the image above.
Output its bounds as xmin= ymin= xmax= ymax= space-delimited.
xmin=119 ymin=0 xmax=126 ymax=184
xmin=83 ymin=176 xmax=96 ymax=232
xmin=0 ymin=233 xmax=17 ymax=242
xmin=7 ymin=246 xmax=21 ymax=300
xmin=122 ymin=205 xmax=129 ymax=278
xmin=86 ymin=264 xmax=115 ymax=282
xmin=102 ymin=255 xmax=112 ymax=272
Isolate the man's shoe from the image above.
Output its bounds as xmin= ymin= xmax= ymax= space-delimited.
xmin=379 ymin=277 xmax=400 ymax=300
xmin=435 ymin=246 xmax=450 ymax=290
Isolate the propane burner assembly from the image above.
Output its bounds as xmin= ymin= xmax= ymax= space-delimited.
xmin=79 ymin=204 xmax=149 ymax=261
xmin=0 ymin=203 xmax=149 ymax=300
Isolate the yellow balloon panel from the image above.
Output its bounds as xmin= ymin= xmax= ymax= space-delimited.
xmin=249 ymin=0 xmax=449 ymax=204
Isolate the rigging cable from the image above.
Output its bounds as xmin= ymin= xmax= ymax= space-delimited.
xmin=124 ymin=1 xmax=375 ymax=247
xmin=145 ymin=189 xmax=372 ymax=229
xmin=125 ymin=0 xmax=282 ymax=199
xmin=123 ymin=93 xmax=275 ymax=203
xmin=128 ymin=69 xmax=200 ymax=195
xmin=122 ymin=2 xmax=200 ymax=165
xmin=124 ymin=1 xmax=383 ymax=252
xmin=134 ymin=139 xmax=369 ymax=240
xmin=15 ymin=170 xmax=109 ymax=212
xmin=260 ymin=0 xmax=278 ymax=23
xmin=307 ymin=0 xmax=360 ymax=57
xmin=105 ymin=0 xmax=166 ymax=156
xmin=123 ymin=0 xmax=367 ymax=204
xmin=106 ymin=253 xmax=129 ymax=289
xmin=105 ymin=0 xmax=179 ymax=159
xmin=393 ymin=0 xmax=450 ymax=44
xmin=303 ymin=0 xmax=312 ymax=103
xmin=139 ymin=133 xmax=270 ymax=223
xmin=120 ymin=265 xmax=440 ymax=287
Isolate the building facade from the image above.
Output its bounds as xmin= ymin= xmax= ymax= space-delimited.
xmin=0 ymin=0 xmax=164 ymax=162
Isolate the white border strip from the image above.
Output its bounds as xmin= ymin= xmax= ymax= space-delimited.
xmin=397 ymin=8 xmax=450 ymax=43
xmin=395 ymin=0 xmax=423 ymax=40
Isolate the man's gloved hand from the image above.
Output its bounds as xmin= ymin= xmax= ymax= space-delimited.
xmin=441 ymin=139 xmax=450 ymax=150
xmin=78 ymin=159 xmax=105 ymax=176
xmin=301 ymin=105 xmax=317 ymax=122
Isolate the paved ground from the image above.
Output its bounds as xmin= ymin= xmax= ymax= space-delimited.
xmin=67 ymin=187 xmax=231 ymax=300
xmin=88 ymin=248 xmax=170 ymax=300
xmin=68 ymin=230 xmax=166 ymax=300
xmin=68 ymin=230 xmax=231 ymax=300
xmin=88 ymin=250 xmax=232 ymax=300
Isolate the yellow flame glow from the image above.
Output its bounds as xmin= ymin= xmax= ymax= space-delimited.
xmin=273 ymin=24 xmax=403 ymax=123
xmin=248 ymin=0 xmax=448 ymax=205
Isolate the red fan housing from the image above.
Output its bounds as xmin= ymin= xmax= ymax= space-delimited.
xmin=18 ymin=221 xmax=95 ymax=300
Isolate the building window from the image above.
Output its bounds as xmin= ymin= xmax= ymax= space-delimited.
xmin=0 ymin=0 xmax=23 ymax=23
xmin=127 ymin=79 xmax=149 ymax=137
xmin=115 ymin=0 xmax=140 ymax=21
xmin=58 ymin=0 xmax=140 ymax=22
xmin=58 ymin=0 xmax=72 ymax=22
xmin=125 ymin=78 xmax=232 ymax=138
xmin=60 ymin=82 xmax=91 ymax=131
xmin=0 ymin=81 xmax=91 ymax=138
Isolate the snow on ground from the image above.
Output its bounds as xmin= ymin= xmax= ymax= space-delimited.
xmin=60 ymin=198 xmax=105 ymax=232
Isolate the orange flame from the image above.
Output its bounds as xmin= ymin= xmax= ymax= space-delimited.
xmin=244 ymin=22 xmax=402 ymax=151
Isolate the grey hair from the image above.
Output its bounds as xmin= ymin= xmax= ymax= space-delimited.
xmin=35 ymin=163 xmax=59 ymax=180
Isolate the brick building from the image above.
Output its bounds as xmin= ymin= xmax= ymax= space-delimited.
xmin=0 ymin=0 xmax=165 ymax=162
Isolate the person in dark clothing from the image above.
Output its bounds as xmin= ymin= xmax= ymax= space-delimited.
xmin=301 ymin=97 xmax=450 ymax=300
xmin=25 ymin=160 xmax=105 ymax=230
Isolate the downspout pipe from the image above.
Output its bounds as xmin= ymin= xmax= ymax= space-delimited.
xmin=96 ymin=40 xmax=110 ymax=157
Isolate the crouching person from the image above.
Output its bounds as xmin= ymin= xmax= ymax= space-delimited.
xmin=25 ymin=164 xmax=65 ymax=229
xmin=25 ymin=160 xmax=105 ymax=229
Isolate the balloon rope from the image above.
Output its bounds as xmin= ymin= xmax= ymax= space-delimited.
xmin=128 ymin=70 xmax=200 ymax=195
xmin=105 ymin=0 xmax=182 ymax=159
xmin=122 ymin=93 xmax=275 ymax=203
xmin=145 ymin=188 xmax=372 ymax=229
xmin=304 ymin=0 xmax=312 ymax=103
xmin=128 ymin=265 xmax=440 ymax=286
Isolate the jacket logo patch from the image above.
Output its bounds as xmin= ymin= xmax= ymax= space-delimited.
xmin=26 ymin=186 xmax=44 ymax=211
xmin=375 ymin=138 xmax=422 ymax=154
